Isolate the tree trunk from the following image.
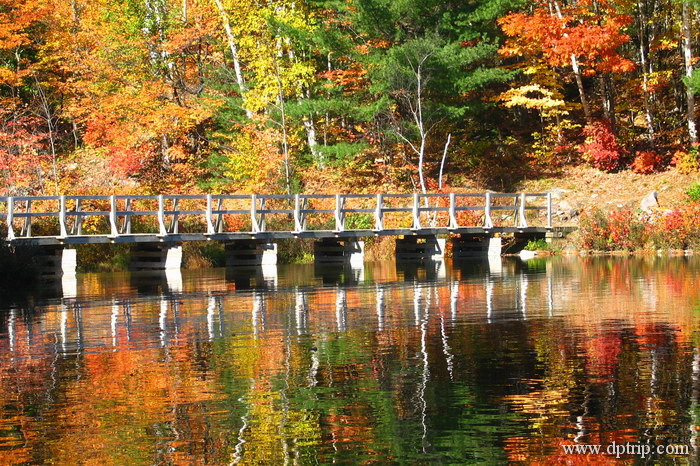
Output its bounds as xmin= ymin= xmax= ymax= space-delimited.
xmin=302 ymin=115 xmax=322 ymax=166
xmin=600 ymin=75 xmax=617 ymax=133
xmin=570 ymin=55 xmax=592 ymax=121
xmin=416 ymin=63 xmax=427 ymax=195
xmin=638 ymin=0 xmax=655 ymax=143
xmin=683 ymin=1 xmax=698 ymax=144
xmin=213 ymin=0 xmax=253 ymax=119
xmin=552 ymin=1 xmax=592 ymax=121
xmin=272 ymin=56 xmax=292 ymax=194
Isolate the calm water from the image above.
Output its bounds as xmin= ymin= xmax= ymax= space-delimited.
xmin=1 ymin=257 xmax=700 ymax=464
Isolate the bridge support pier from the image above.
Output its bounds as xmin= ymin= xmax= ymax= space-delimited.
xmin=313 ymin=239 xmax=364 ymax=266
xmin=396 ymin=235 xmax=445 ymax=261
xmin=130 ymin=244 xmax=182 ymax=271
xmin=225 ymin=240 xmax=277 ymax=267
xmin=452 ymin=235 xmax=502 ymax=258
xmin=38 ymin=247 xmax=77 ymax=276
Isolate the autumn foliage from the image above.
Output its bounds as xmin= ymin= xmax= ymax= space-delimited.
xmin=0 ymin=0 xmax=699 ymax=198
xmin=579 ymin=121 xmax=626 ymax=172
xmin=631 ymin=151 xmax=665 ymax=174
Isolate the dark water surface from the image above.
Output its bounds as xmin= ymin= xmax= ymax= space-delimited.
xmin=1 ymin=256 xmax=700 ymax=464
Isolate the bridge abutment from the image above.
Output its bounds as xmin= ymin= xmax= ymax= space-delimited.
xmin=395 ymin=235 xmax=446 ymax=261
xmin=452 ymin=235 xmax=502 ymax=258
xmin=313 ymin=239 xmax=365 ymax=266
xmin=225 ymin=240 xmax=278 ymax=267
xmin=130 ymin=244 xmax=183 ymax=271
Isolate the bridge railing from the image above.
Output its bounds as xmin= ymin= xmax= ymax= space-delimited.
xmin=2 ymin=192 xmax=553 ymax=240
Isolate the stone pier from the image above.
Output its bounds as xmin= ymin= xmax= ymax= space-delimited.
xmin=451 ymin=235 xmax=502 ymax=258
xmin=225 ymin=240 xmax=278 ymax=267
xmin=37 ymin=247 xmax=77 ymax=276
xmin=313 ymin=239 xmax=364 ymax=266
xmin=395 ymin=235 xmax=445 ymax=261
xmin=130 ymin=244 xmax=183 ymax=271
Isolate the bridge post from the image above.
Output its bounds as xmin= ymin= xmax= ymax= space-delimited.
xmin=250 ymin=195 xmax=260 ymax=233
xmin=546 ymin=192 xmax=553 ymax=229
xmin=334 ymin=194 xmax=345 ymax=232
xmin=412 ymin=193 xmax=421 ymax=229
xmin=449 ymin=193 xmax=458 ymax=228
xmin=484 ymin=192 xmax=494 ymax=229
xmin=21 ymin=199 xmax=32 ymax=237
xmin=6 ymin=197 xmax=15 ymax=240
xmin=109 ymin=195 xmax=118 ymax=238
xmin=374 ymin=194 xmax=383 ymax=230
xmin=157 ymin=195 xmax=167 ymax=236
xmin=59 ymin=195 xmax=68 ymax=238
xmin=517 ymin=193 xmax=528 ymax=228
xmin=205 ymin=194 xmax=215 ymax=235
xmin=294 ymin=194 xmax=303 ymax=232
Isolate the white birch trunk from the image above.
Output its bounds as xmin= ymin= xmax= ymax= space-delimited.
xmin=683 ymin=1 xmax=698 ymax=144
xmin=213 ymin=0 xmax=253 ymax=119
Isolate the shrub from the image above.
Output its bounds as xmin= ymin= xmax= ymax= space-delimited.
xmin=579 ymin=120 xmax=626 ymax=172
xmin=631 ymin=151 xmax=665 ymax=174
xmin=652 ymin=204 xmax=700 ymax=249
xmin=579 ymin=208 xmax=648 ymax=251
xmin=524 ymin=238 xmax=549 ymax=251
xmin=673 ymin=148 xmax=700 ymax=174
xmin=686 ymin=182 xmax=700 ymax=203
xmin=76 ymin=244 xmax=130 ymax=272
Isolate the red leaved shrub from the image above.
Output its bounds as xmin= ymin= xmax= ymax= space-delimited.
xmin=631 ymin=151 xmax=665 ymax=174
xmin=579 ymin=120 xmax=626 ymax=172
xmin=579 ymin=208 xmax=649 ymax=251
xmin=651 ymin=203 xmax=700 ymax=249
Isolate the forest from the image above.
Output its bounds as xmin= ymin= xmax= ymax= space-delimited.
xmin=2 ymin=0 xmax=700 ymax=198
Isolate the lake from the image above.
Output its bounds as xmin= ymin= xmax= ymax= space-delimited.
xmin=0 ymin=256 xmax=698 ymax=463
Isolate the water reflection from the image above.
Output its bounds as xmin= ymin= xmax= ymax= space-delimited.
xmin=1 ymin=257 xmax=700 ymax=462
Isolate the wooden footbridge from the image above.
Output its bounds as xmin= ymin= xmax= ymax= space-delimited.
xmin=0 ymin=192 xmax=568 ymax=273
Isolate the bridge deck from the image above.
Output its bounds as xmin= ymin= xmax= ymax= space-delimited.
xmin=0 ymin=192 xmax=571 ymax=246
xmin=9 ymin=227 xmax=572 ymax=246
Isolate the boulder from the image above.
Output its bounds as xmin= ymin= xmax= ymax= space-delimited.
xmin=557 ymin=200 xmax=579 ymax=220
xmin=640 ymin=191 xmax=658 ymax=213
xmin=549 ymin=187 xmax=571 ymax=199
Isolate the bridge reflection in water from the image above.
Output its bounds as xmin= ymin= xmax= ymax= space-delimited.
xmin=12 ymin=257 xmax=558 ymax=358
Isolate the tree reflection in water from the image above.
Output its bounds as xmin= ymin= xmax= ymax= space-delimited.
xmin=0 ymin=257 xmax=698 ymax=462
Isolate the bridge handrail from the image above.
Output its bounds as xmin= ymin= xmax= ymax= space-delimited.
xmin=2 ymin=192 xmax=553 ymax=240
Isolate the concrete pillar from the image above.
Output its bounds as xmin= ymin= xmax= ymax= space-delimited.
xmin=225 ymin=240 xmax=277 ymax=267
xmin=395 ymin=235 xmax=445 ymax=261
xmin=130 ymin=244 xmax=182 ymax=271
xmin=451 ymin=235 xmax=501 ymax=258
xmin=38 ymin=247 xmax=77 ymax=276
xmin=313 ymin=239 xmax=364 ymax=266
